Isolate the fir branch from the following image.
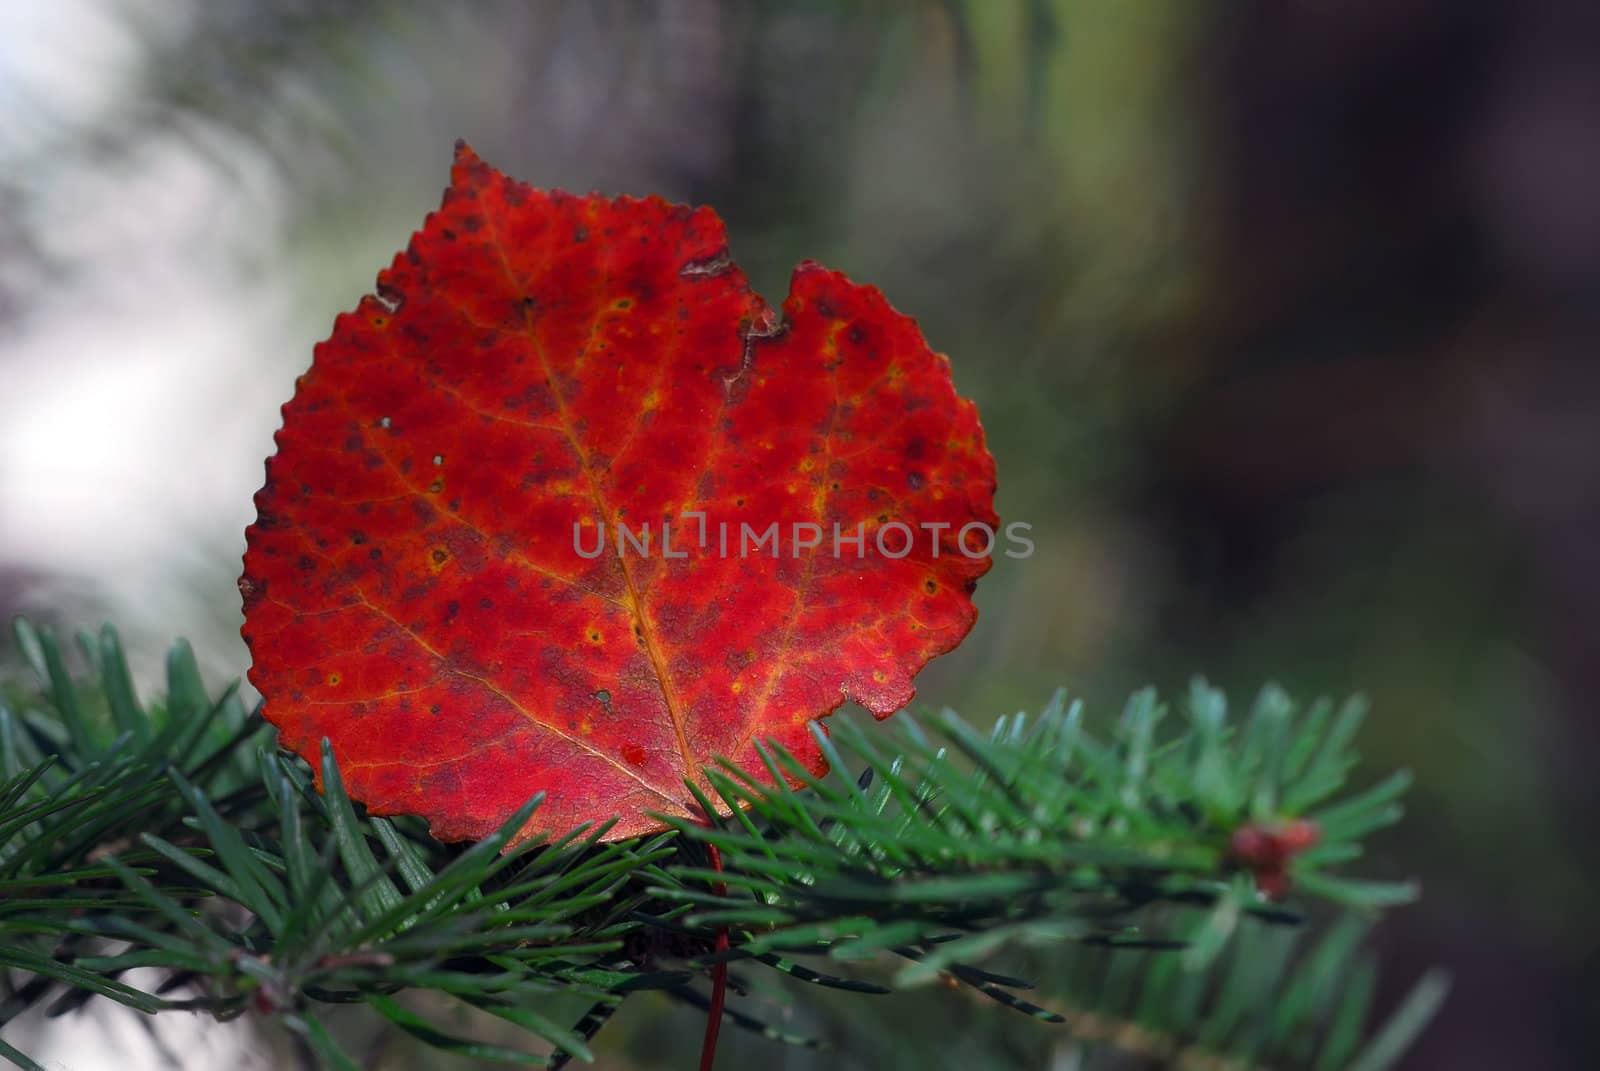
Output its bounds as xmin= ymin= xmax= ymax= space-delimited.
xmin=655 ymin=684 xmax=1416 ymax=966
xmin=0 ymin=620 xmax=1445 ymax=1069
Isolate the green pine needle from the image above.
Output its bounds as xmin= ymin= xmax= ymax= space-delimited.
xmin=0 ymin=621 xmax=1446 ymax=1070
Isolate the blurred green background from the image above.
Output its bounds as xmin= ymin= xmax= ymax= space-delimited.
xmin=2 ymin=2 xmax=1596 ymax=1067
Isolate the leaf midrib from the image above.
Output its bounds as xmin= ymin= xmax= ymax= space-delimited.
xmin=477 ymin=203 xmax=698 ymax=796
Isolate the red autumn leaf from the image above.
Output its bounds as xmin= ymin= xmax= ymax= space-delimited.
xmin=240 ymin=142 xmax=998 ymax=844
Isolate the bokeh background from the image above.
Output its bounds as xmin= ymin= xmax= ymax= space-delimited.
xmin=2 ymin=2 xmax=1596 ymax=1068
